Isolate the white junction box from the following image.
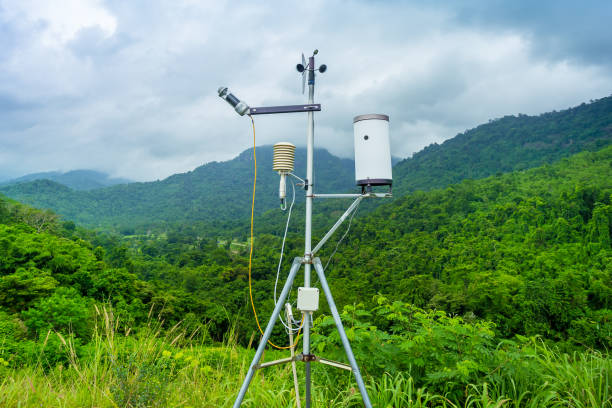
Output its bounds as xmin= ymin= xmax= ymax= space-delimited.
xmin=297 ymin=287 xmax=319 ymax=312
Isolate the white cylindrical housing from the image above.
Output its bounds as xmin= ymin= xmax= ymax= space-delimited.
xmin=353 ymin=114 xmax=392 ymax=187
xmin=273 ymin=142 xmax=296 ymax=173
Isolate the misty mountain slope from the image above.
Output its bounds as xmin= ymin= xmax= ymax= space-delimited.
xmin=1 ymin=170 xmax=131 ymax=191
xmin=216 ymin=96 xmax=612 ymax=238
xmin=3 ymin=96 xmax=612 ymax=233
xmin=393 ymin=95 xmax=612 ymax=194
xmin=0 ymin=147 xmax=355 ymax=230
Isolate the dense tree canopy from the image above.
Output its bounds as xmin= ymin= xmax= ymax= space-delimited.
xmin=0 ymin=100 xmax=610 ymax=389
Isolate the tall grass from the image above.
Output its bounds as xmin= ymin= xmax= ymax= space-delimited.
xmin=0 ymin=309 xmax=609 ymax=407
xmin=468 ymin=339 xmax=611 ymax=408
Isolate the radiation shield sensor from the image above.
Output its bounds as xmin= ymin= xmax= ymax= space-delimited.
xmin=273 ymin=142 xmax=296 ymax=205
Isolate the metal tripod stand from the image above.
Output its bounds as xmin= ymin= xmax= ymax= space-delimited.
xmin=232 ymin=256 xmax=372 ymax=408
xmin=227 ymin=50 xmax=391 ymax=407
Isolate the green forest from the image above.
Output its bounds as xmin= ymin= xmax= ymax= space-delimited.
xmin=0 ymin=98 xmax=611 ymax=407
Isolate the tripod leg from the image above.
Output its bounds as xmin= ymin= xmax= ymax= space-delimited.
xmin=233 ymin=257 xmax=303 ymax=408
xmin=313 ymin=258 xmax=373 ymax=408
xmin=304 ymin=310 xmax=311 ymax=408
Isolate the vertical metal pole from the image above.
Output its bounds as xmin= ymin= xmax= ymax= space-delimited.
xmin=303 ymin=55 xmax=315 ymax=408
xmin=286 ymin=304 xmax=302 ymax=408
xmin=233 ymin=258 xmax=303 ymax=408
xmin=312 ymin=258 xmax=373 ymax=408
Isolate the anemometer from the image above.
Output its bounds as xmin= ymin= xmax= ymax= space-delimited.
xmin=219 ymin=49 xmax=392 ymax=408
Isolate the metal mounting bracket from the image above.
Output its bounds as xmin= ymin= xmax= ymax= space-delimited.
xmin=253 ymin=353 xmax=352 ymax=372
xmin=248 ymin=104 xmax=321 ymax=115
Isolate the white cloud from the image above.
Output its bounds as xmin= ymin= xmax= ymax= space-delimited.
xmin=0 ymin=0 xmax=610 ymax=181
xmin=2 ymin=0 xmax=116 ymax=46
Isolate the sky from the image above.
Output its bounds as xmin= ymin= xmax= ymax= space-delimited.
xmin=0 ymin=0 xmax=611 ymax=181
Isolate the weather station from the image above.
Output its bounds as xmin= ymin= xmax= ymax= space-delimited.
xmin=218 ymin=50 xmax=392 ymax=408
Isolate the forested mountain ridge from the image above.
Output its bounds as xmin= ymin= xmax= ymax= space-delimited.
xmin=0 ymin=147 xmax=355 ymax=232
xmin=1 ymin=145 xmax=608 ymax=349
xmin=227 ymin=96 xmax=612 ymax=240
xmin=1 ymin=170 xmax=131 ymax=191
xmin=314 ymin=146 xmax=612 ymax=348
xmin=106 ymin=145 xmax=611 ymax=350
xmin=0 ymin=146 xmax=610 ymax=407
xmin=2 ymin=97 xmax=611 ymax=236
xmin=393 ymin=95 xmax=612 ymax=194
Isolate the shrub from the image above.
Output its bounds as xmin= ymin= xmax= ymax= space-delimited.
xmin=22 ymin=287 xmax=92 ymax=339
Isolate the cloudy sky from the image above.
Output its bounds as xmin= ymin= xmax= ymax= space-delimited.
xmin=1 ymin=0 xmax=611 ymax=181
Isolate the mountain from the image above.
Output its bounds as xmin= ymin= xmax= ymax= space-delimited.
xmin=220 ymin=96 xmax=612 ymax=238
xmin=2 ymin=96 xmax=611 ymax=233
xmin=1 ymin=148 xmax=609 ymax=405
xmin=393 ymin=95 xmax=612 ymax=194
xmin=0 ymin=147 xmax=356 ymax=231
xmin=101 ymin=144 xmax=612 ymax=351
xmin=2 ymin=170 xmax=131 ymax=191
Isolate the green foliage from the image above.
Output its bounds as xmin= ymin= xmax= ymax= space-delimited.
xmin=110 ymin=332 xmax=180 ymax=408
xmin=0 ymin=307 xmax=609 ymax=407
xmin=2 ymin=144 xmax=604 ymax=351
xmin=357 ymin=372 xmax=442 ymax=408
xmin=83 ymin=147 xmax=611 ymax=351
xmin=313 ymin=296 xmax=498 ymax=398
xmin=0 ymin=268 xmax=58 ymax=313
xmin=22 ymin=287 xmax=92 ymax=339
xmin=317 ymin=146 xmax=612 ymax=349
xmin=0 ymin=310 xmax=26 ymax=341
xmin=0 ymin=100 xmax=611 ymax=406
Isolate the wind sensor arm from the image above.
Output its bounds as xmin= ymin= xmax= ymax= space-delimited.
xmin=249 ymin=104 xmax=320 ymax=115
xmin=217 ymin=88 xmax=321 ymax=115
xmin=218 ymin=51 xmax=327 ymax=117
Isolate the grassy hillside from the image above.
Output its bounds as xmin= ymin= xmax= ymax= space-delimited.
xmin=1 ymin=304 xmax=609 ymax=407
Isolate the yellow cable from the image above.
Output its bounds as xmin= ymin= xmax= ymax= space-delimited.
xmin=247 ymin=114 xmax=302 ymax=350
